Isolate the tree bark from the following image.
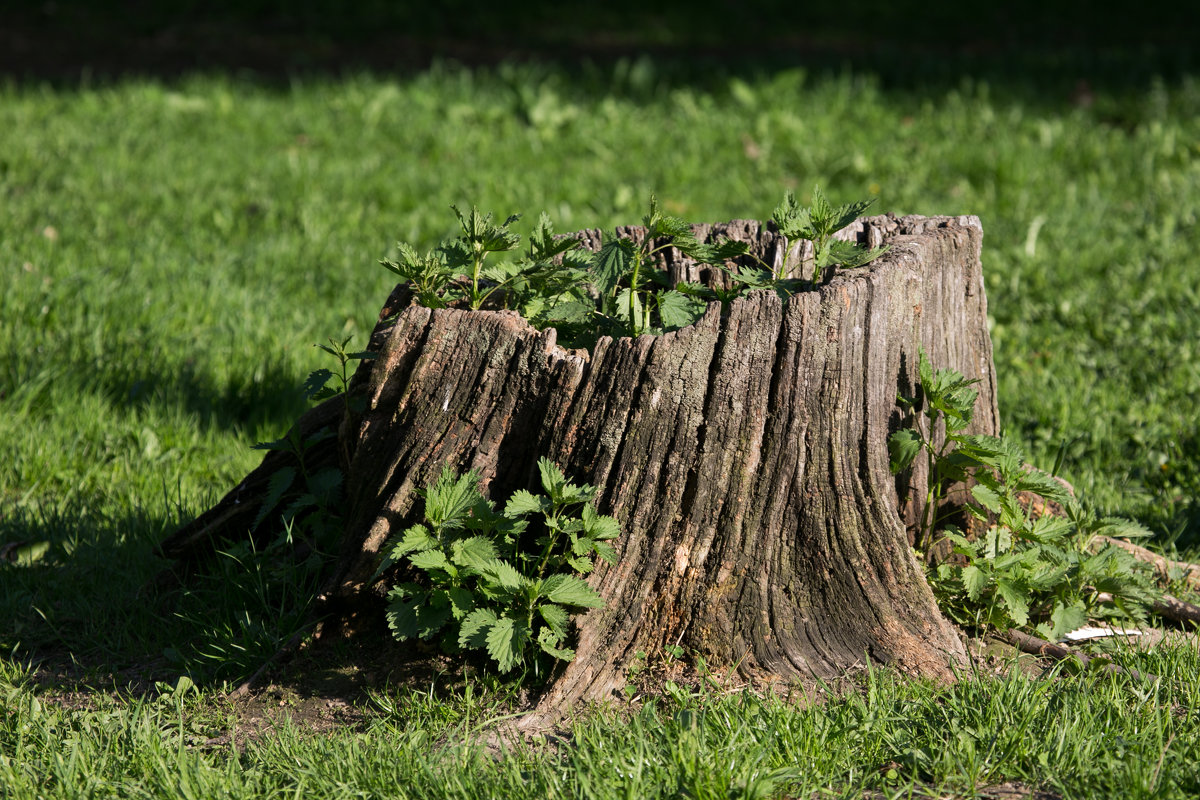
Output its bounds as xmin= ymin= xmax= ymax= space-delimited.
xmin=159 ymin=214 xmax=998 ymax=724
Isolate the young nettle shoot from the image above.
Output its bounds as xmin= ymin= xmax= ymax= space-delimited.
xmin=590 ymin=196 xmax=749 ymax=337
xmin=772 ymin=186 xmax=890 ymax=284
xmin=375 ymin=459 xmax=620 ymax=675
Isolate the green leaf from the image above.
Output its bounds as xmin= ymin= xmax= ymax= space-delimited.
xmin=420 ymin=465 xmax=484 ymax=530
xmin=409 ymin=548 xmax=452 ymax=574
xmin=302 ymin=368 xmax=334 ymax=400
xmin=970 ymin=484 xmax=1003 ymax=514
xmin=593 ymin=541 xmax=618 ymax=564
xmin=542 ymin=573 xmax=605 ymax=608
xmin=539 ymin=603 xmax=570 ymax=637
xmin=657 ymin=289 xmax=707 ymax=331
xmin=450 ymin=536 xmax=499 ymax=571
xmin=888 ymin=428 xmax=922 ymax=474
xmin=252 ymin=466 xmax=296 ymax=531
xmin=537 ymin=458 xmax=567 ymax=498
xmin=446 ymin=587 xmax=475 ymax=620
xmin=831 ymin=197 xmax=876 ymax=232
xmin=582 ymin=505 xmax=621 ymax=540
xmin=459 ymin=607 xmax=498 ymax=649
xmin=537 ymin=626 xmax=575 ymax=662
xmin=392 ymin=525 xmax=437 ymax=557
xmin=504 ymin=489 xmax=547 ymax=517
xmin=961 ymin=564 xmax=989 ymax=600
xmin=994 ymin=579 xmax=1031 ymax=627
xmin=590 ymin=237 xmax=635 ymax=296
xmin=1047 ymin=602 xmax=1089 ymax=640
xmin=567 ymin=555 xmax=594 ymax=573
xmin=477 ymin=558 xmax=524 ymax=591
xmin=485 ymin=615 xmax=531 ymax=672
xmin=385 ymin=593 xmax=452 ymax=641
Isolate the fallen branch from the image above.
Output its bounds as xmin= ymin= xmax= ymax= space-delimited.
xmin=1003 ymin=629 xmax=1158 ymax=682
xmin=1094 ymin=536 xmax=1200 ymax=592
xmin=1094 ymin=591 xmax=1200 ymax=627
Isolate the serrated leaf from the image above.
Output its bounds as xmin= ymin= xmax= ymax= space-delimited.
xmin=385 ymin=597 xmax=421 ymax=641
xmin=537 ymin=458 xmax=567 ymax=497
xmin=252 ymin=466 xmax=296 ymax=531
xmin=543 ymin=573 xmax=605 ymax=608
xmin=458 ymin=607 xmax=498 ymax=649
xmin=409 ymin=549 xmax=452 ymax=574
xmin=477 ymin=558 xmax=523 ymax=590
xmin=567 ymin=555 xmax=594 ymax=573
xmin=590 ymin=237 xmax=634 ymax=296
xmin=538 ymin=603 xmax=569 ymax=637
xmin=537 ymin=626 xmax=575 ymax=661
xmin=582 ymin=505 xmax=621 ymax=540
xmin=446 ymin=587 xmax=475 ymax=620
xmin=888 ymin=428 xmax=922 ymax=474
xmin=593 ymin=540 xmax=618 ymax=564
xmin=657 ymin=289 xmax=707 ymax=331
xmin=961 ymin=564 xmax=989 ymax=600
xmin=450 ymin=536 xmax=499 ymax=570
xmin=302 ymin=368 xmax=335 ymax=400
xmin=420 ymin=465 xmax=483 ymax=530
xmin=504 ymin=489 xmax=547 ymax=517
xmin=831 ymin=197 xmax=875 ymax=232
xmin=994 ymin=579 xmax=1030 ymax=627
xmin=485 ymin=615 xmax=531 ymax=672
xmin=392 ymin=525 xmax=437 ymax=557
xmin=970 ymin=483 xmax=1003 ymax=514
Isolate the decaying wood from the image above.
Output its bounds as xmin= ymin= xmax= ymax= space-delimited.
xmin=161 ymin=214 xmax=1000 ymax=723
xmin=1094 ymin=536 xmax=1200 ymax=593
xmin=1094 ymin=591 xmax=1200 ymax=627
xmin=1004 ymin=629 xmax=1158 ymax=682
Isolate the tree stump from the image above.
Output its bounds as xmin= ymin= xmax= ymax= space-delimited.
xmin=159 ymin=213 xmax=998 ymax=725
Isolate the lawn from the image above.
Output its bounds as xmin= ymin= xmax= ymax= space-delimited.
xmin=1 ymin=29 xmax=1198 ymax=799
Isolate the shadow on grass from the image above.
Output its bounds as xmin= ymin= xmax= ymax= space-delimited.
xmin=0 ymin=498 xmax=326 ymax=692
xmin=4 ymin=0 xmax=1196 ymax=110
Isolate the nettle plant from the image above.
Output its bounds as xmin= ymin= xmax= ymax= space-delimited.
xmin=889 ymin=350 xmax=1160 ymax=640
xmin=382 ymin=187 xmax=890 ymax=345
xmin=374 ymin=459 xmax=620 ymax=674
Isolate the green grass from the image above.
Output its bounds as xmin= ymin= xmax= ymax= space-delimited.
xmin=1 ymin=54 xmax=1198 ymax=798
xmin=3 ymin=647 xmax=1199 ymax=799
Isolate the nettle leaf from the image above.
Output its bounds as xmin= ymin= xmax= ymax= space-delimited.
xmin=567 ymin=555 xmax=594 ymax=573
xmin=302 ymin=368 xmax=335 ymax=400
xmin=458 ymin=607 xmax=498 ymax=649
xmin=393 ymin=525 xmax=438 ymax=557
xmin=528 ymin=213 xmax=582 ymax=262
xmin=961 ymin=564 xmax=989 ymax=600
xmin=1093 ymin=517 xmax=1154 ymax=540
xmin=582 ymin=505 xmax=621 ymax=540
xmin=543 ymin=574 xmax=605 ymax=608
xmin=994 ymin=579 xmax=1031 ymax=627
xmin=421 ymin=466 xmax=484 ymax=530
xmin=409 ymin=548 xmax=454 ymax=576
xmin=386 ymin=593 xmax=452 ymax=641
xmin=657 ymin=289 xmax=707 ymax=331
xmin=486 ymin=616 xmax=531 ymax=672
xmin=253 ymin=466 xmax=297 ymax=531
xmin=450 ymin=536 xmax=499 ymax=571
xmin=537 ymin=457 xmax=568 ymax=498
xmin=772 ymin=190 xmax=813 ymax=240
xmin=1043 ymin=602 xmax=1089 ymax=640
xmin=446 ymin=586 xmax=475 ymax=620
xmin=970 ymin=484 xmax=1003 ymax=514
xmin=593 ymin=540 xmax=618 ymax=565
xmin=888 ymin=428 xmax=922 ymax=474
xmin=539 ymin=603 xmax=569 ymax=637
xmin=505 ymin=489 xmax=547 ymax=517
xmin=831 ymin=197 xmax=876 ymax=232
xmin=591 ymin=237 xmax=635 ymax=296
xmin=537 ymin=626 xmax=575 ymax=661
xmin=477 ymin=558 xmax=524 ymax=591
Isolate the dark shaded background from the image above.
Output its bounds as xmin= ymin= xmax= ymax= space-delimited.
xmin=3 ymin=0 xmax=1195 ymax=91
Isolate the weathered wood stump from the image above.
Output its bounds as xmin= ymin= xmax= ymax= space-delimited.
xmin=160 ymin=213 xmax=998 ymax=724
